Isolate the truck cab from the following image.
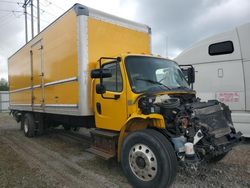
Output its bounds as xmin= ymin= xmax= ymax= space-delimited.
xmin=92 ymin=54 xmax=192 ymax=131
xmin=8 ymin=4 xmax=242 ymax=188
xmin=90 ymin=53 xmax=241 ymax=188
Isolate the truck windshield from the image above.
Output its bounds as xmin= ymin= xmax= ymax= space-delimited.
xmin=125 ymin=56 xmax=189 ymax=93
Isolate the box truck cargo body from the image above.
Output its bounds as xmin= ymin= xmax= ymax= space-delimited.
xmin=8 ymin=4 xmax=241 ymax=188
xmin=175 ymin=23 xmax=250 ymax=137
xmin=8 ymin=4 xmax=151 ymax=117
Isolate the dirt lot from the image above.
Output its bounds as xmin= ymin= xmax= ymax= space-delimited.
xmin=0 ymin=113 xmax=249 ymax=188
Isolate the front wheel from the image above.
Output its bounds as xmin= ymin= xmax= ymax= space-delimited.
xmin=121 ymin=129 xmax=177 ymax=188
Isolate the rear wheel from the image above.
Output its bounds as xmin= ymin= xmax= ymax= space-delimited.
xmin=20 ymin=116 xmax=24 ymax=130
xmin=121 ymin=129 xmax=177 ymax=188
xmin=23 ymin=113 xmax=36 ymax=137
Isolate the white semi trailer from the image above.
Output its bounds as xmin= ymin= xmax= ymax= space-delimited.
xmin=175 ymin=23 xmax=250 ymax=137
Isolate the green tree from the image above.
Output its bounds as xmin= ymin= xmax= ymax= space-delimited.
xmin=0 ymin=78 xmax=9 ymax=91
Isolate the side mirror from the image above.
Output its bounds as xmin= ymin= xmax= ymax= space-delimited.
xmin=186 ymin=67 xmax=195 ymax=85
xmin=180 ymin=65 xmax=195 ymax=85
xmin=91 ymin=69 xmax=112 ymax=79
xmin=96 ymin=84 xmax=106 ymax=94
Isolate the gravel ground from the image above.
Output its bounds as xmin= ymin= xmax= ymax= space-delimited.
xmin=0 ymin=112 xmax=249 ymax=188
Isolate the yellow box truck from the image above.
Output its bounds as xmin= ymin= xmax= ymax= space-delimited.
xmin=9 ymin=4 xmax=241 ymax=188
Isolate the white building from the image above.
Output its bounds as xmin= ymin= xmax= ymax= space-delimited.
xmin=0 ymin=91 xmax=9 ymax=112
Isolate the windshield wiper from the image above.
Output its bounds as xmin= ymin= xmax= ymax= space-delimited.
xmin=136 ymin=78 xmax=171 ymax=90
xmin=172 ymin=86 xmax=191 ymax=90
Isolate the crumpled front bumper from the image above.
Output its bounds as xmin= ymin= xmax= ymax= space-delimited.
xmin=210 ymin=131 xmax=242 ymax=157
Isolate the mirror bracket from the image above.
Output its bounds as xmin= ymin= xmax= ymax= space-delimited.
xmin=179 ymin=64 xmax=195 ymax=86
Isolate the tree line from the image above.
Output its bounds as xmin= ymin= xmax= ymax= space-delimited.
xmin=0 ymin=78 xmax=9 ymax=91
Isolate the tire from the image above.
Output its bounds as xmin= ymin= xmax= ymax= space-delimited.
xmin=23 ymin=113 xmax=36 ymax=137
xmin=121 ymin=129 xmax=177 ymax=188
xmin=209 ymin=152 xmax=228 ymax=163
xmin=145 ymin=129 xmax=177 ymax=186
xmin=20 ymin=116 xmax=24 ymax=131
xmin=36 ymin=114 xmax=45 ymax=136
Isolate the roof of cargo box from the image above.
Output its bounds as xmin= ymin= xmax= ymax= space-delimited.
xmin=8 ymin=3 xmax=151 ymax=60
xmin=76 ymin=4 xmax=151 ymax=33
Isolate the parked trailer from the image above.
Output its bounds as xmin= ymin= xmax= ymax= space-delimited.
xmin=9 ymin=4 xmax=241 ymax=188
xmin=0 ymin=91 xmax=9 ymax=112
xmin=175 ymin=23 xmax=250 ymax=137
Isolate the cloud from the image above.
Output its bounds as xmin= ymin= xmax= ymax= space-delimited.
xmin=194 ymin=0 xmax=250 ymax=39
xmin=122 ymin=0 xmax=250 ymax=58
xmin=0 ymin=0 xmax=136 ymax=58
xmin=0 ymin=0 xmax=249 ymax=79
xmin=0 ymin=55 xmax=8 ymax=80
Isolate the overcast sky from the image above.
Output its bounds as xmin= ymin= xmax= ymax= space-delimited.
xmin=0 ymin=0 xmax=250 ymax=79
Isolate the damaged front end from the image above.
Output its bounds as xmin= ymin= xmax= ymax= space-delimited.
xmin=138 ymin=93 xmax=242 ymax=166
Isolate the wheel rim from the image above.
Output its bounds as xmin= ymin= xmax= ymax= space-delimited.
xmin=129 ymin=144 xmax=158 ymax=181
xmin=24 ymin=120 xmax=28 ymax=133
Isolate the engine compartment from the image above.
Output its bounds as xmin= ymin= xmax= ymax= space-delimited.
xmin=138 ymin=93 xmax=241 ymax=165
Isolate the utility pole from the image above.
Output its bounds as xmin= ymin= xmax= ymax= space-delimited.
xmin=165 ymin=36 xmax=168 ymax=58
xmin=37 ymin=0 xmax=40 ymax=33
xmin=23 ymin=0 xmax=29 ymax=43
xmin=23 ymin=0 xmax=40 ymax=42
xmin=30 ymin=0 xmax=34 ymax=38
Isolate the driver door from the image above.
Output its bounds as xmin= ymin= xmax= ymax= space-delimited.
xmin=94 ymin=61 xmax=128 ymax=131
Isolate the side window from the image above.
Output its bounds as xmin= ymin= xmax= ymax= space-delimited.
xmin=209 ymin=41 xmax=234 ymax=56
xmin=102 ymin=62 xmax=123 ymax=92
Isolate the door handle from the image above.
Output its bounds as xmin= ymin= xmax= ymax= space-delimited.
xmin=96 ymin=102 xmax=102 ymax=114
xmin=114 ymin=94 xmax=120 ymax=100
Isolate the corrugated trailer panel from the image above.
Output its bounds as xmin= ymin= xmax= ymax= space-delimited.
xmin=32 ymin=40 xmax=43 ymax=106
xmin=32 ymin=40 xmax=42 ymax=86
xmin=8 ymin=46 xmax=31 ymax=91
xmin=9 ymin=45 xmax=31 ymax=105
xmin=45 ymin=82 xmax=78 ymax=105
xmin=43 ymin=10 xmax=78 ymax=106
xmin=9 ymin=9 xmax=79 ymax=108
xmin=88 ymin=17 xmax=150 ymax=64
xmin=43 ymin=11 xmax=78 ymax=83
xmin=10 ymin=90 xmax=31 ymax=105
xmin=8 ymin=4 xmax=151 ymax=116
